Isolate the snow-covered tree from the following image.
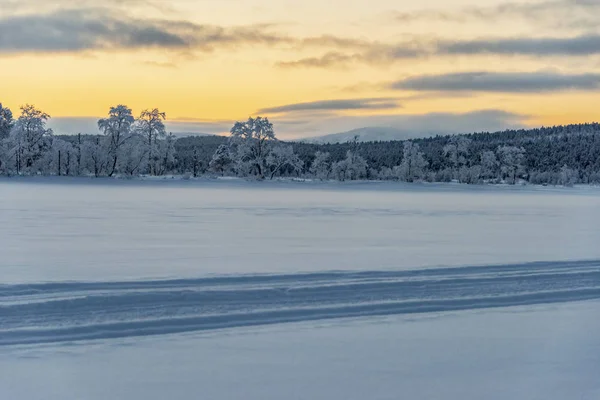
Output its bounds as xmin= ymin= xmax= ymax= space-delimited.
xmin=310 ymin=151 xmax=331 ymax=180
xmin=443 ymin=136 xmax=471 ymax=181
xmin=0 ymin=103 xmax=13 ymax=173
xmin=82 ymin=137 xmax=108 ymax=177
xmin=118 ymin=134 xmax=147 ymax=176
xmin=332 ymin=151 xmax=368 ymax=181
xmin=397 ymin=141 xmax=428 ymax=182
xmin=8 ymin=105 xmax=53 ymax=174
xmin=98 ymin=105 xmax=135 ymax=177
xmin=266 ymin=145 xmax=303 ymax=179
xmin=46 ymin=138 xmax=76 ymax=176
xmin=458 ymin=165 xmax=482 ymax=184
xmin=497 ymin=145 xmax=526 ymax=184
xmin=0 ymin=103 xmax=13 ymax=140
xmin=480 ymin=150 xmax=499 ymax=181
xmin=209 ymin=144 xmax=233 ymax=175
xmin=558 ymin=165 xmax=578 ymax=187
xmin=156 ymin=133 xmax=176 ymax=175
xmin=228 ymin=117 xmax=277 ymax=179
xmin=136 ymin=108 xmax=166 ymax=175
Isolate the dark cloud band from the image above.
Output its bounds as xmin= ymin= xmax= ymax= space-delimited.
xmin=391 ymin=71 xmax=600 ymax=93
xmin=258 ymin=98 xmax=401 ymax=114
xmin=0 ymin=9 xmax=288 ymax=54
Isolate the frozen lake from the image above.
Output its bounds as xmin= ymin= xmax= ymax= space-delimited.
xmin=2 ymin=178 xmax=600 ymax=399
xmin=2 ymin=178 xmax=600 ymax=283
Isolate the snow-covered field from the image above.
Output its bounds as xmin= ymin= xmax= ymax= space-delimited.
xmin=2 ymin=178 xmax=600 ymax=399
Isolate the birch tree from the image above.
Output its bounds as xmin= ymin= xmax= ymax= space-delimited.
xmin=98 ymin=105 xmax=135 ymax=177
xmin=228 ymin=117 xmax=277 ymax=179
xmin=137 ymin=108 xmax=167 ymax=175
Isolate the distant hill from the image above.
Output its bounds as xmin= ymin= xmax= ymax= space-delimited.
xmin=170 ymin=132 xmax=222 ymax=138
xmin=304 ymin=126 xmax=442 ymax=144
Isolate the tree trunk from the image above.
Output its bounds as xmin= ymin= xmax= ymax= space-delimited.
xmin=108 ymin=154 xmax=118 ymax=177
xmin=77 ymin=133 xmax=81 ymax=176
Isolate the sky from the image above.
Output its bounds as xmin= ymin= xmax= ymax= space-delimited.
xmin=1 ymin=0 xmax=600 ymax=139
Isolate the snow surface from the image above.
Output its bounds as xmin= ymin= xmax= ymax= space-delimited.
xmin=2 ymin=178 xmax=600 ymax=399
xmin=2 ymin=178 xmax=600 ymax=283
xmin=1 ymin=301 xmax=599 ymax=400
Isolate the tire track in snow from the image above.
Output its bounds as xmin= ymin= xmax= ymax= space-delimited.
xmin=1 ymin=260 xmax=600 ymax=346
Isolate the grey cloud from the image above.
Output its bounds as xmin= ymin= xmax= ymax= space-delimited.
xmin=277 ymin=43 xmax=424 ymax=69
xmin=0 ymin=8 xmax=289 ymax=54
xmin=393 ymin=0 xmax=600 ymax=29
xmin=441 ymin=35 xmax=600 ymax=56
xmin=279 ymin=33 xmax=600 ymax=69
xmin=277 ymin=52 xmax=360 ymax=68
xmin=391 ymin=71 xmax=600 ymax=92
xmin=258 ymin=98 xmax=401 ymax=114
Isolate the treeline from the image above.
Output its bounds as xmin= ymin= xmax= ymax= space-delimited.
xmin=1 ymin=102 xmax=599 ymax=186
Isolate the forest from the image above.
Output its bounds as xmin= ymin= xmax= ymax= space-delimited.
xmin=1 ymin=102 xmax=598 ymax=186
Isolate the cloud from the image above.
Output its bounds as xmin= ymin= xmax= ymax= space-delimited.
xmin=393 ymin=0 xmax=600 ymax=29
xmin=1 ymin=0 xmax=175 ymax=15
xmin=391 ymin=71 xmax=600 ymax=92
xmin=279 ymin=33 xmax=600 ymax=69
xmin=441 ymin=34 xmax=600 ymax=56
xmin=277 ymin=42 xmax=426 ymax=69
xmin=0 ymin=8 xmax=290 ymax=54
xmin=257 ymin=98 xmax=401 ymax=114
xmin=0 ymin=6 xmax=381 ymax=58
xmin=277 ymin=52 xmax=359 ymax=69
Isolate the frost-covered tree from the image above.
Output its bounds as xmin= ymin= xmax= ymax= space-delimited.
xmin=558 ymin=165 xmax=578 ymax=187
xmin=156 ymin=133 xmax=176 ymax=175
xmin=332 ymin=150 xmax=368 ymax=181
xmin=8 ymin=105 xmax=53 ymax=174
xmin=82 ymin=137 xmax=108 ymax=177
xmin=228 ymin=117 xmax=277 ymax=179
xmin=458 ymin=165 xmax=482 ymax=184
xmin=266 ymin=145 xmax=303 ymax=179
xmin=443 ymin=136 xmax=471 ymax=181
xmin=397 ymin=141 xmax=428 ymax=182
xmin=118 ymin=134 xmax=147 ymax=176
xmin=480 ymin=150 xmax=499 ymax=181
xmin=46 ymin=138 xmax=76 ymax=176
xmin=137 ymin=108 xmax=166 ymax=175
xmin=310 ymin=151 xmax=331 ymax=180
xmin=497 ymin=145 xmax=526 ymax=184
xmin=0 ymin=103 xmax=13 ymax=173
xmin=98 ymin=105 xmax=135 ymax=177
xmin=0 ymin=103 xmax=14 ymax=140
xmin=209 ymin=144 xmax=233 ymax=175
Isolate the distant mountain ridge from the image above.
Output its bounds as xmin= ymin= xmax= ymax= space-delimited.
xmin=302 ymin=122 xmax=600 ymax=144
xmin=302 ymin=127 xmax=420 ymax=144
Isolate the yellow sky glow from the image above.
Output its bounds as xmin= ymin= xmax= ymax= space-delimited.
xmin=1 ymin=0 xmax=599 ymax=137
